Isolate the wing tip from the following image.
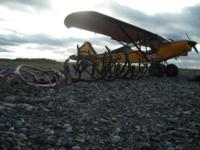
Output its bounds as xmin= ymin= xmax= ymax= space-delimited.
xmin=64 ymin=11 xmax=101 ymax=28
xmin=64 ymin=14 xmax=73 ymax=28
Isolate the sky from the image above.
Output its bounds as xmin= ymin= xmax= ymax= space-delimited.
xmin=0 ymin=0 xmax=200 ymax=68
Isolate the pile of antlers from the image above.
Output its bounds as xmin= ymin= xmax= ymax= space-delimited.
xmin=64 ymin=52 xmax=149 ymax=82
xmin=0 ymin=56 xmax=148 ymax=91
xmin=0 ymin=65 xmax=68 ymax=90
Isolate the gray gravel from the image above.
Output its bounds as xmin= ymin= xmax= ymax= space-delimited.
xmin=0 ymin=76 xmax=200 ymax=150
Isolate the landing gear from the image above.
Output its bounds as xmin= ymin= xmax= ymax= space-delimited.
xmin=149 ymin=63 xmax=165 ymax=77
xmin=165 ymin=64 xmax=178 ymax=77
xmin=149 ymin=63 xmax=178 ymax=77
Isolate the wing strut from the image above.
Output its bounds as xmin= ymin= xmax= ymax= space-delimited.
xmin=118 ymin=25 xmax=149 ymax=61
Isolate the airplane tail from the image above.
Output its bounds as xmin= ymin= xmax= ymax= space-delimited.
xmin=77 ymin=41 xmax=97 ymax=57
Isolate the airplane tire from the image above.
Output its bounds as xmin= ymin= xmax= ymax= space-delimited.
xmin=149 ymin=63 xmax=165 ymax=77
xmin=165 ymin=64 xmax=178 ymax=77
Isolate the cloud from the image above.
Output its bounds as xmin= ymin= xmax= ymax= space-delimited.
xmin=0 ymin=33 xmax=82 ymax=48
xmin=0 ymin=47 xmax=11 ymax=52
xmin=0 ymin=35 xmax=17 ymax=46
xmin=0 ymin=1 xmax=199 ymax=67
xmin=0 ymin=0 xmax=50 ymax=12
xmin=106 ymin=2 xmax=200 ymax=68
xmin=0 ymin=18 xmax=5 ymax=22
xmin=107 ymin=1 xmax=200 ymax=41
xmin=0 ymin=30 xmax=120 ymax=54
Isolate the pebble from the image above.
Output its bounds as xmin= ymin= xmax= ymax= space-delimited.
xmin=20 ymin=103 xmax=35 ymax=111
xmin=111 ymin=135 xmax=121 ymax=143
xmin=175 ymin=145 xmax=183 ymax=150
xmin=165 ymin=141 xmax=174 ymax=150
xmin=111 ymin=117 xmax=117 ymax=121
xmin=75 ymin=138 xmax=85 ymax=143
xmin=59 ymin=147 xmax=66 ymax=150
xmin=4 ymin=96 xmax=16 ymax=102
xmin=183 ymin=110 xmax=191 ymax=115
xmin=115 ymin=128 xmax=121 ymax=134
xmin=135 ymin=125 xmax=141 ymax=132
xmin=63 ymin=124 xmax=73 ymax=133
xmin=0 ymin=76 xmax=200 ymax=149
xmin=0 ymin=105 xmax=5 ymax=111
xmin=60 ymin=137 xmax=73 ymax=147
xmin=94 ymin=127 xmax=101 ymax=132
xmin=68 ymin=99 xmax=75 ymax=105
xmin=140 ymin=142 xmax=151 ymax=150
xmin=72 ymin=146 xmax=81 ymax=150
xmin=99 ymin=118 xmax=109 ymax=123
xmin=18 ymin=133 xmax=28 ymax=140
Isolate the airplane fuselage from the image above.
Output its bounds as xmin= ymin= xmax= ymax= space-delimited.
xmin=94 ymin=40 xmax=193 ymax=64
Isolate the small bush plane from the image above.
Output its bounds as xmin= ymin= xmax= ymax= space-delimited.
xmin=64 ymin=11 xmax=199 ymax=77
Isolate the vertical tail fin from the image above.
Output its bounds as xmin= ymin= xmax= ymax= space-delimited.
xmin=78 ymin=41 xmax=97 ymax=56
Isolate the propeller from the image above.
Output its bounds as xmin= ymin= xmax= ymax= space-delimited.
xmin=188 ymin=41 xmax=199 ymax=54
xmin=185 ymin=32 xmax=199 ymax=54
xmin=193 ymin=44 xmax=199 ymax=54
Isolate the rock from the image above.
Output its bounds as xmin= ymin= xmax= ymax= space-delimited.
xmin=140 ymin=142 xmax=152 ymax=150
xmin=135 ymin=125 xmax=141 ymax=132
xmin=19 ymin=103 xmax=35 ymax=111
xmin=79 ymin=113 xmax=90 ymax=122
xmin=16 ymin=118 xmax=25 ymax=127
xmin=40 ymin=106 xmax=49 ymax=112
xmin=47 ymin=101 xmax=54 ymax=108
xmin=4 ymin=96 xmax=16 ymax=102
xmin=45 ymin=128 xmax=54 ymax=135
xmin=45 ymin=136 xmax=55 ymax=145
xmin=111 ymin=135 xmax=121 ymax=143
xmin=156 ymin=123 xmax=165 ymax=128
xmin=72 ymin=146 xmax=81 ymax=150
xmin=60 ymin=137 xmax=73 ymax=148
xmin=168 ymin=117 xmax=179 ymax=123
xmin=165 ymin=141 xmax=174 ymax=150
xmin=20 ymin=128 xmax=28 ymax=132
xmin=183 ymin=110 xmax=191 ymax=115
xmin=167 ymin=147 xmax=175 ymax=150
xmin=99 ymin=118 xmax=109 ymax=123
xmin=59 ymin=147 xmax=66 ymax=150
xmin=75 ymin=138 xmax=85 ymax=143
xmin=68 ymin=99 xmax=75 ymax=105
xmin=48 ymin=88 xmax=56 ymax=94
xmin=63 ymin=124 xmax=73 ymax=133
xmin=3 ymin=102 xmax=16 ymax=108
xmin=18 ymin=133 xmax=28 ymax=140
xmin=94 ymin=127 xmax=101 ymax=132
xmin=9 ymin=126 xmax=15 ymax=131
xmin=175 ymin=145 xmax=183 ymax=150
xmin=0 ymin=105 xmax=5 ymax=111
xmin=115 ymin=128 xmax=121 ymax=134
xmin=92 ymin=121 xmax=98 ymax=125
xmin=111 ymin=117 xmax=117 ymax=121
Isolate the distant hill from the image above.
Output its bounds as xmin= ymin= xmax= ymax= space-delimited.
xmin=0 ymin=58 xmax=200 ymax=76
xmin=0 ymin=58 xmax=64 ymax=70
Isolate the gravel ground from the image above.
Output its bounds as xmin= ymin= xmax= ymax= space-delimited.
xmin=0 ymin=76 xmax=200 ymax=150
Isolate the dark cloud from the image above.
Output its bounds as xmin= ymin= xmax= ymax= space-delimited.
xmin=170 ymin=59 xmax=200 ymax=69
xmin=0 ymin=35 xmax=17 ymax=46
xmin=0 ymin=0 xmax=50 ymax=12
xmin=107 ymin=1 xmax=200 ymax=42
xmin=0 ymin=33 xmax=83 ymax=50
xmin=0 ymin=47 xmax=11 ymax=52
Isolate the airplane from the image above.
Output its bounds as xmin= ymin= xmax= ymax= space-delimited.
xmin=64 ymin=11 xmax=199 ymax=77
